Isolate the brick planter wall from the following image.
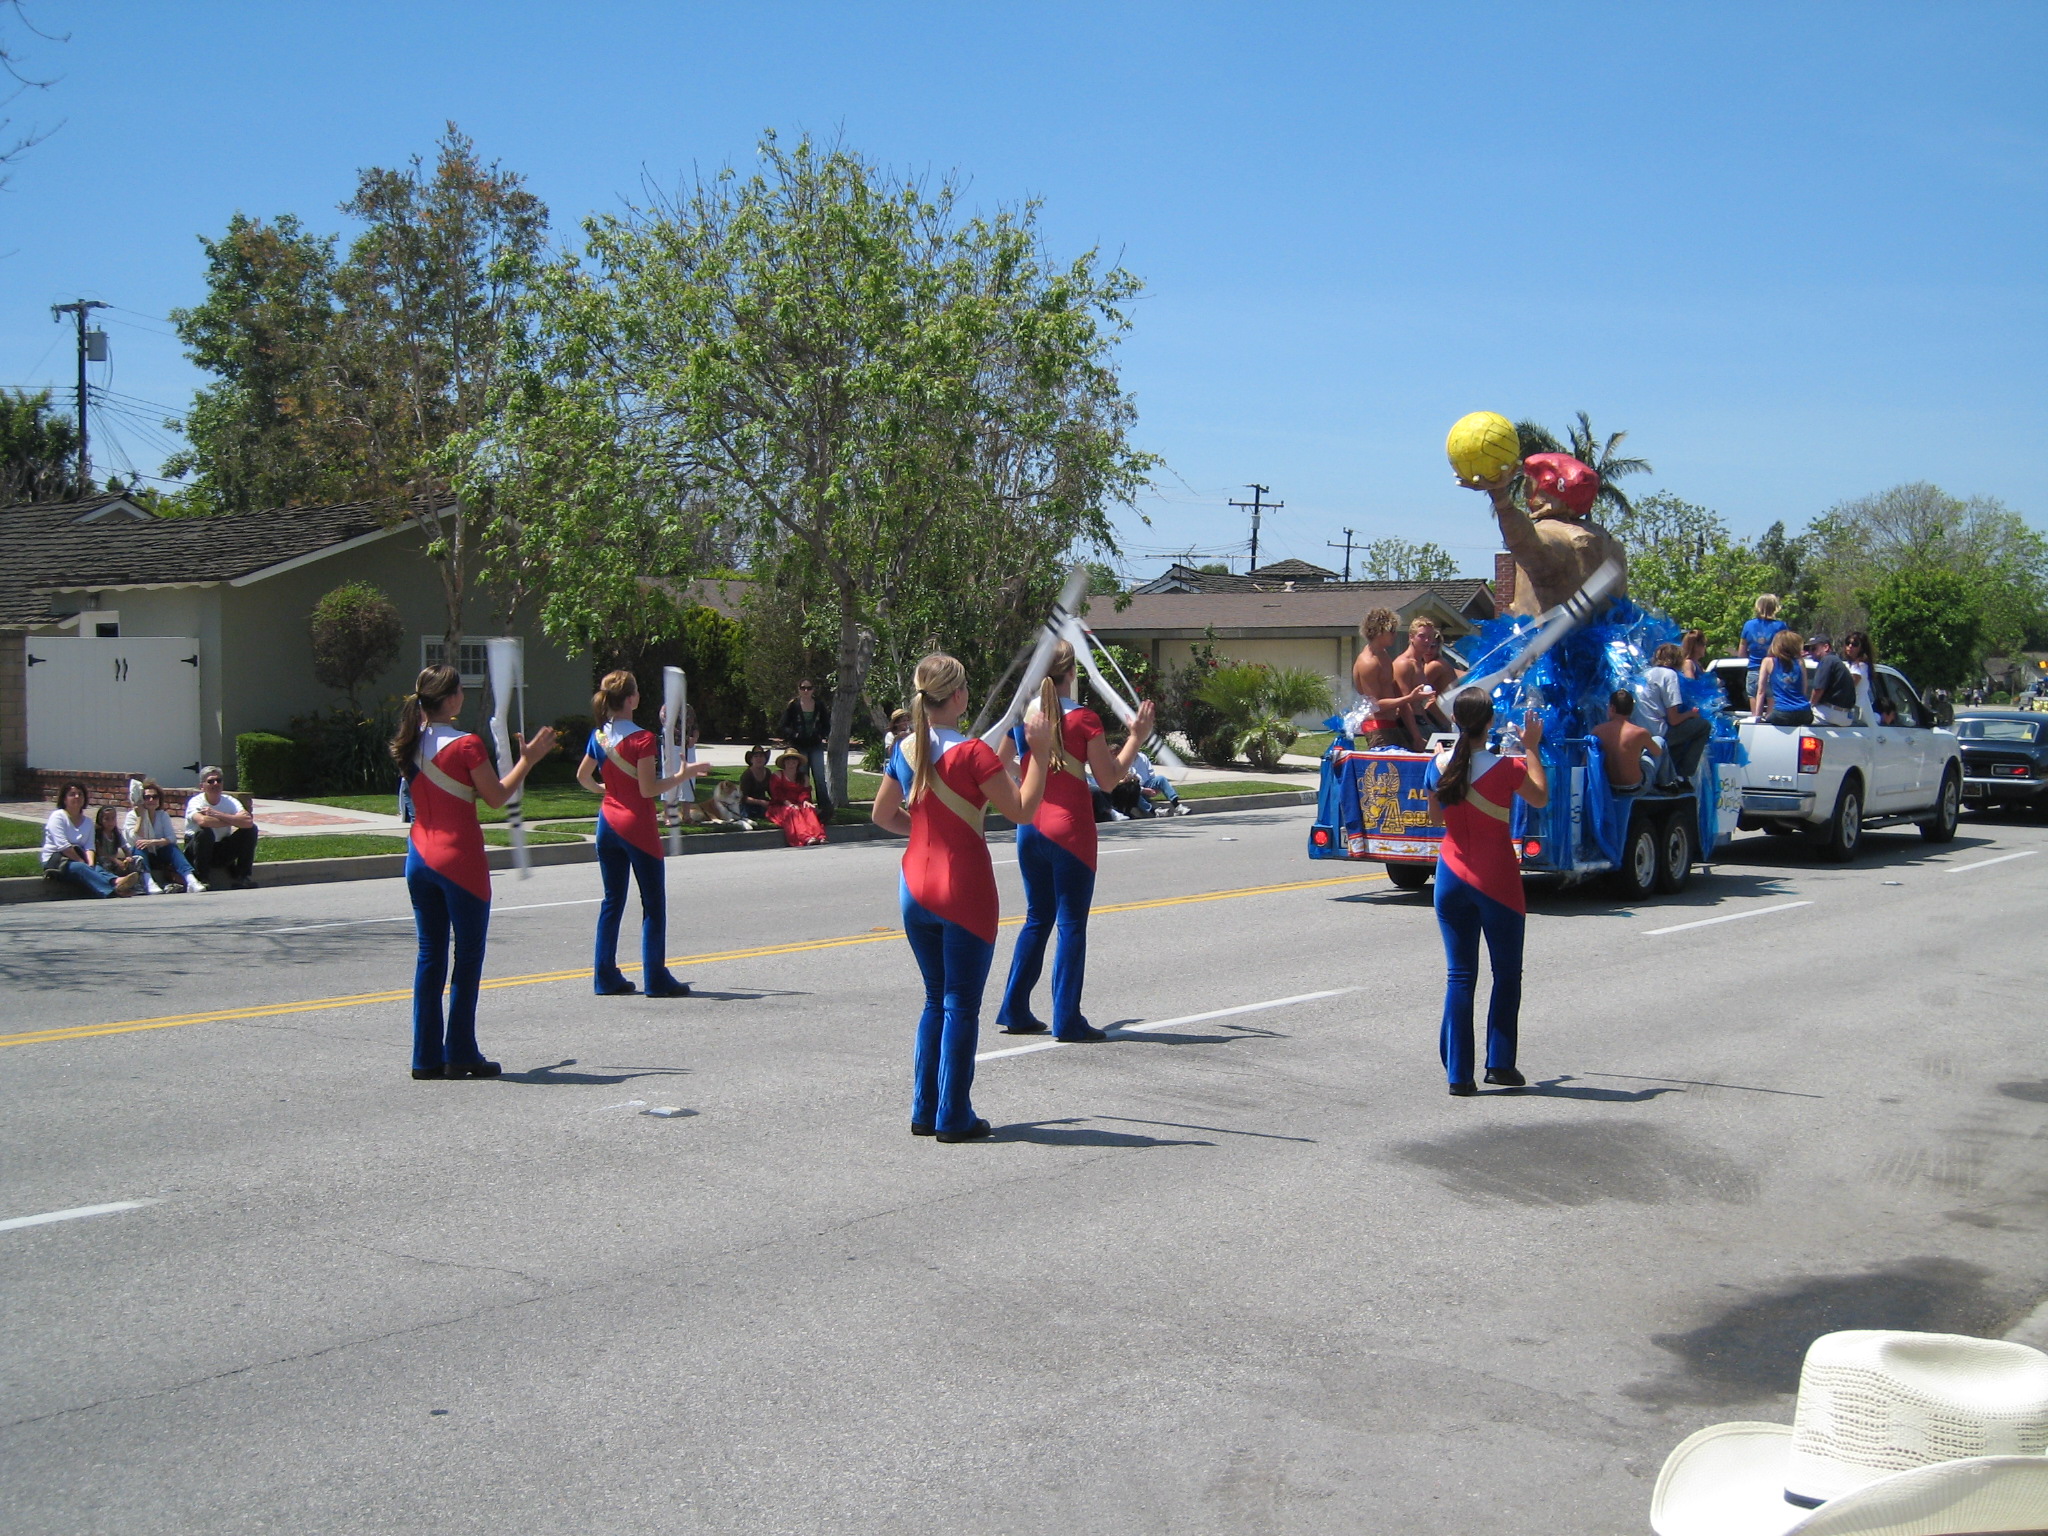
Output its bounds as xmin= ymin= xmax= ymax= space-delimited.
xmin=16 ymin=768 xmax=203 ymax=807
xmin=0 ymin=633 xmax=24 ymax=797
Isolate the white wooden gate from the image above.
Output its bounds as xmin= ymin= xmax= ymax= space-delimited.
xmin=25 ymin=637 xmax=204 ymax=783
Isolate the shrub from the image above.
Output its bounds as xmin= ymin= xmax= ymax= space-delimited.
xmin=290 ymin=704 xmax=396 ymax=794
xmin=1194 ymin=661 xmax=1335 ymax=770
xmin=553 ymin=714 xmax=594 ymax=755
xmin=236 ymin=732 xmax=303 ymax=796
xmin=309 ymin=582 xmax=404 ymax=705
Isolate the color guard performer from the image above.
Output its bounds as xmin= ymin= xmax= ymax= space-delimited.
xmin=391 ymin=664 xmax=558 ymax=1079
xmin=871 ymin=653 xmax=1054 ymax=1142
xmin=993 ymin=641 xmax=1154 ymax=1041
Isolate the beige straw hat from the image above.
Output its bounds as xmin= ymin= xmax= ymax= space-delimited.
xmin=1651 ymin=1331 xmax=2048 ymax=1536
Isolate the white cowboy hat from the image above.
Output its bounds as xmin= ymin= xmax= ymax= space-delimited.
xmin=1651 ymin=1331 xmax=2048 ymax=1536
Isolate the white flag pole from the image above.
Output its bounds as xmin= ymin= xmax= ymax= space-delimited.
xmin=485 ymin=638 xmax=530 ymax=877
xmin=662 ymin=666 xmax=687 ymax=856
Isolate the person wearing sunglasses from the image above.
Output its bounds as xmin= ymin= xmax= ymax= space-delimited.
xmin=184 ymin=767 xmax=259 ymax=890
xmin=776 ymin=679 xmax=835 ymax=824
xmin=126 ymin=779 xmax=196 ymax=893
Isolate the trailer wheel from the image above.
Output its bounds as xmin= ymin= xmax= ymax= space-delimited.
xmin=1384 ymin=863 xmax=1432 ymax=892
xmin=1654 ymin=811 xmax=1694 ymax=895
xmin=1612 ymin=812 xmax=1660 ymax=900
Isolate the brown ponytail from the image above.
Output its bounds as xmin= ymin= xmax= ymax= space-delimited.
xmin=1435 ymin=688 xmax=1495 ymax=808
xmin=1031 ymin=639 xmax=1078 ymax=776
xmin=907 ymin=653 xmax=966 ymax=806
xmin=391 ymin=664 xmax=463 ymax=775
xmin=592 ymin=669 xmax=637 ymax=724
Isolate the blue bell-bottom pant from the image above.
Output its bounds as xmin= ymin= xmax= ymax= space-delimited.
xmin=997 ymin=825 xmax=1097 ymax=1038
xmin=901 ymin=885 xmax=995 ymax=1134
xmin=405 ymin=848 xmax=491 ymax=1072
xmin=1433 ymin=862 xmax=1525 ymax=1086
xmin=594 ymin=814 xmax=683 ymax=994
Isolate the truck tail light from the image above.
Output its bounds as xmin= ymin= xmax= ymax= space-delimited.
xmin=1798 ymin=735 xmax=1823 ymax=775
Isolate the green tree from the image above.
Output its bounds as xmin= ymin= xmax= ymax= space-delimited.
xmin=486 ymin=132 xmax=1153 ymax=802
xmin=166 ymin=213 xmax=345 ymax=513
xmin=1859 ymin=565 xmax=1983 ymax=692
xmin=308 ymin=581 xmax=403 ymax=705
xmin=1361 ymin=537 xmax=1459 ymax=582
xmin=0 ymin=388 xmax=78 ymax=501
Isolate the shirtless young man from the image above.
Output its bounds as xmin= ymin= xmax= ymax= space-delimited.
xmin=1393 ymin=618 xmax=1462 ymax=737
xmin=1591 ymin=689 xmax=1661 ymax=792
xmin=1351 ymin=608 xmax=1432 ymax=749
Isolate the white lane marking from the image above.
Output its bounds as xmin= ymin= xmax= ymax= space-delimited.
xmin=594 ymin=1099 xmax=648 ymax=1113
xmin=1645 ymin=900 xmax=1812 ymax=936
xmin=0 ymin=1199 xmax=159 ymax=1234
xmin=268 ymin=898 xmax=603 ymax=934
xmin=976 ymin=988 xmax=1358 ymax=1061
xmin=991 ymin=848 xmax=1145 ymax=867
xmin=1944 ymin=850 xmax=2039 ymax=876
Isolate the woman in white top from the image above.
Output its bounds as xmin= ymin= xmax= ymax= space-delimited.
xmin=42 ymin=782 xmax=137 ymax=897
xmin=1840 ymin=631 xmax=1891 ymax=725
xmin=126 ymin=778 xmax=197 ymax=893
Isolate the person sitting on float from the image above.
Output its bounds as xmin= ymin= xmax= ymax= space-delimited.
xmin=1591 ymin=689 xmax=1661 ymax=795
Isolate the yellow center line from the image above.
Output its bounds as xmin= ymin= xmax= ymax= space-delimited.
xmin=2 ymin=871 xmax=1384 ymax=1050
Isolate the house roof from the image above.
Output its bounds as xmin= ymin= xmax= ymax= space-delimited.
xmin=1247 ymin=557 xmax=1338 ymax=581
xmin=0 ymin=497 xmax=444 ymax=627
xmin=1128 ymin=560 xmax=1492 ymax=605
xmin=1085 ymin=580 xmax=1496 ymax=640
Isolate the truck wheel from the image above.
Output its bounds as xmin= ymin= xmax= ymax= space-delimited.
xmin=1815 ymin=777 xmax=1863 ymax=862
xmin=1919 ymin=767 xmax=1961 ymax=843
xmin=1654 ymin=811 xmax=1694 ymax=895
xmin=1612 ymin=812 xmax=1660 ymax=900
xmin=1384 ymin=863 xmax=1431 ymax=891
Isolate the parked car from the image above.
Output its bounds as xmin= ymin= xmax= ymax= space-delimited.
xmin=1952 ymin=709 xmax=2048 ymax=813
xmin=1711 ymin=658 xmax=1962 ymax=860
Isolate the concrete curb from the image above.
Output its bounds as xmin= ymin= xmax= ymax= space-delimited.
xmin=0 ymin=791 xmax=1314 ymax=904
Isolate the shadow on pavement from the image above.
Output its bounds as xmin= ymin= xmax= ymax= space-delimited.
xmin=503 ymin=1058 xmax=692 ymax=1086
xmin=988 ymin=1117 xmax=1214 ymax=1149
xmin=1515 ymin=1074 xmax=1686 ymax=1103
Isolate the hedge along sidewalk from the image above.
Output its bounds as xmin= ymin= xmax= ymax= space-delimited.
xmin=0 ymin=789 xmax=1314 ymax=904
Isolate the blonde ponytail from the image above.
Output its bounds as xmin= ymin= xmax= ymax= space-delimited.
xmin=907 ymin=653 xmax=966 ymax=806
xmin=592 ymin=670 xmax=636 ymax=725
xmin=1029 ymin=639 xmax=1078 ymax=775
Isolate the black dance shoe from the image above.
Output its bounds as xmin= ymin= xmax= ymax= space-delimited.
xmin=997 ymin=1017 xmax=1049 ymax=1035
xmin=933 ymin=1118 xmax=992 ymax=1143
xmin=645 ymin=976 xmax=692 ymax=999
xmin=593 ymin=974 xmax=639 ymax=996
xmin=445 ymin=1060 xmax=503 ymax=1079
xmin=1483 ymin=1067 xmax=1527 ymax=1088
xmin=1447 ymin=1080 xmax=1478 ymax=1097
xmin=411 ymin=1067 xmax=444 ymax=1080
xmin=1054 ymin=1024 xmax=1108 ymax=1043
xmin=911 ymin=1122 xmax=935 ymax=1137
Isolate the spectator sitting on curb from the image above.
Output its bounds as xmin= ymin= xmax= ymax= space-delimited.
xmin=92 ymin=805 xmax=144 ymax=891
xmin=185 ymin=767 xmax=259 ymax=890
xmin=776 ymin=679 xmax=834 ymax=823
xmin=737 ymin=747 xmax=775 ymax=822
xmin=1591 ymin=689 xmax=1661 ymax=794
xmin=1129 ymin=749 xmax=1187 ymax=815
xmin=126 ymin=779 xmax=196 ymax=893
xmin=42 ymin=783 xmax=139 ymax=897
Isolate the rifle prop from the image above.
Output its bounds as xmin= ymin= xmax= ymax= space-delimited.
xmin=1071 ymin=618 xmax=1185 ymax=775
xmin=662 ymin=666 xmax=687 ymax=856
xmin=1453 ymin=558 xmax=1623 ymax=702
xmin=485 ymin=637 xmax=530 ymax=878
xmin=977 ymin=563 xmax=1091 ymax=748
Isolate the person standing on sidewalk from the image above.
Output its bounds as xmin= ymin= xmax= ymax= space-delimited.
xmin=870 ymin=652 xmax=1054 ymax=1143
xmin=391 ymin=664 xmax=557 ymax=1081
xmin=993 ymin=640 xmax=1155 ymax=1042
xmin=777 ymin=679 xmax=834 ymax=824
xmin=1424 ymin=690 xmax=1549 ymax=1097
xmin=577 ymin=670 xmax=707 ymax=998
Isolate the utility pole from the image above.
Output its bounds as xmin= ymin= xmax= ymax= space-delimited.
xmin=1229 ymin=483 xmax=1284 ymax=574
xmin=50 ymin=300 xmax=109 ymax=495
xmin=1326 ymin=527 xmax=1359 ymax=582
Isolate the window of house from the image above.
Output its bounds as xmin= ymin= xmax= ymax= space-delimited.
xmin=422 ymin=637 xmax=490 ymax=685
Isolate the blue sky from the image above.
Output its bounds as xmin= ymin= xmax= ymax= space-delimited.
xmin=3 ymin=1 xmax=2042 ymax=578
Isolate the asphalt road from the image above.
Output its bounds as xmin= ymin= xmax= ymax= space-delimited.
xmin=3 ymin=806 xmax=2045 ymax=1535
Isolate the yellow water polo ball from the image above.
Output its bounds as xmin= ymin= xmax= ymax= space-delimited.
xmin=1445 ymin=411 xmax=1521 ymax=485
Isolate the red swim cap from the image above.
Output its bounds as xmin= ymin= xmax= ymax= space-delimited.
xmin=1522 ymin=453 xmax=1599 ymax=517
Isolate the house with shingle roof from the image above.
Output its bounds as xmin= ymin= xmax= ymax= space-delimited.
xmin=0 ymin=495 xmax=593 ymax=793
xmin=1087 ymin=565 xmax=1499 ymax=718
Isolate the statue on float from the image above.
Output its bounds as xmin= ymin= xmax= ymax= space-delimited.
xmin=1443 ymin=411 xmax=1628 ymax=618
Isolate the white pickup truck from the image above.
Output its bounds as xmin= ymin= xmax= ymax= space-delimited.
xmin=1711 ymin=658 xmax=1962 ymax=859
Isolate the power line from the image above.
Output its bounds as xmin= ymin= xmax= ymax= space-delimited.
xmin=1228 ymin=483 xmax=1283 ymax=573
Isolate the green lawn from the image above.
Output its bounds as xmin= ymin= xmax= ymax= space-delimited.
xmin=303 ymin=762 xmax=761 ymax=823
xmin=1289 ymin=731 xmax=1336 ymax=760
xmin=1177 ymin=779 xmax=1309 ymax=799
xmin=0 ymin=850 xmax=39 ymax=877
xmin=0 ymin=817 xmax=42 ymax=849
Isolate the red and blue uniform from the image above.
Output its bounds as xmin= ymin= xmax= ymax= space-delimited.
xmin=997 ymin=702 xmax=1104 ymax=1039
xmin=405 ymin=725 xmax=494 ymax=1073
xmin=887 ymin=729 xmax=1003 ymax=1133
xmin=1423 ymin=750 xmax=1529 ymax=1087
xmin=586 ymin=722 xmax=686 ymax=997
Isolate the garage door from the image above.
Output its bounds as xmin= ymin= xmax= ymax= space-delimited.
xmin=26 ymin=637 xmax=204 ymax=783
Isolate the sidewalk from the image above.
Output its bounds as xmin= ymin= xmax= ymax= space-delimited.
xmin=0 ymin=796 xmax=411 ymax=839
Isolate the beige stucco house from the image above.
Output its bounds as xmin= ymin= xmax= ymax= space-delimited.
xmin=1 ymin=494 xmax=594 ymax=794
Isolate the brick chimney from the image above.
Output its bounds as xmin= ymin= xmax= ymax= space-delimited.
xmin=1492 ymin=551 xmax=1517 ymax=613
